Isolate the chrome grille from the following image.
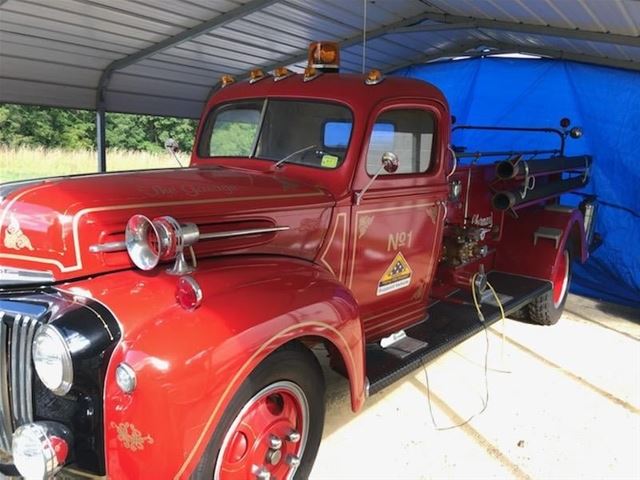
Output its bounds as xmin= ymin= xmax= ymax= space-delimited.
xmin=0 ymin=309 xmax=41 ymax=454
xmin=0 ymin=311 xmax=11 ymax=452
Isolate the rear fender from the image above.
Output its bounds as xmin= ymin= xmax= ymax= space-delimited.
xmin=495 ymin=207 xmax=587 ymax=282
xmin=66 ymin=256 xmax=364 ymax=479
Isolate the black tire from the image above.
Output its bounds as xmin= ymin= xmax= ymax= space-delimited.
xmin=192 ymin=343 xmax=325 ymax=480
xmin=527 ymin=249 xmax=571 ymax=326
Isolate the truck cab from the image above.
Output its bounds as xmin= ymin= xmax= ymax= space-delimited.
xmin=191 ymin=66 xmax=451 ymax=344
xmin=0 ymin=42 xmax=596 ymax=479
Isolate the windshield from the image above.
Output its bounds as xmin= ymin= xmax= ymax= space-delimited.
xmin=198 ymin=99 xmax=353 ymax=169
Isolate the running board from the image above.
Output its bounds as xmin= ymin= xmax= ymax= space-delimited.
xmin=366 ymin=272 xmax=551 ymax=396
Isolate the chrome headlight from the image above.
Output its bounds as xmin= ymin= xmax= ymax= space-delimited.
xmin=32 ymin=325 xmax=73 ymax=396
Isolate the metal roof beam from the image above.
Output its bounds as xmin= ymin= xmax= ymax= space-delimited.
xmin=408 ymin=13 xmax=640 ymax=48
xmin=253 ymin=8 xmax=640 ymax=77
xmin=97 ymin=0 xmax=280 ymax=106
xmin=384 ymin=41 xmax=640 ymax=73
xmin=484 ymin=41 xmax=640 ymax=71
xmin=254 ymin=10 xmax=446 ymax=77
xmin=390 ymin=22 xmax=477 ymax=35
xmin=382 ymin=42 xmax=483 ymax=73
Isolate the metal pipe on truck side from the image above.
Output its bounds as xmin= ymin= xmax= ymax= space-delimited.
xmin=495 ymin=155 xmax=591 ymax=180
xmin=492 ymin=175 xmax=588 ymax=211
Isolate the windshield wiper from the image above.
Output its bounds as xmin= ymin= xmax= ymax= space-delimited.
xmin=271 ymin=144 xmax=320 ymax=170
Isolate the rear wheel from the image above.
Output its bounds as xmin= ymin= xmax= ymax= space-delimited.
xmin=193 ymin=344 xmax=325 ymax=480
xmin=528 ymin=249 xmax=571 ymax=325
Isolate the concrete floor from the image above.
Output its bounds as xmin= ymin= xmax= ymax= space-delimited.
xmin=310 ymin=295 xmax=640 ymax=480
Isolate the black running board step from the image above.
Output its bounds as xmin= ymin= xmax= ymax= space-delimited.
xmin=366 ymin=272 xmax=550 ymax=396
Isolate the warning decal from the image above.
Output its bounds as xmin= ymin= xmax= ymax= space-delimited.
xmin=377 ymin=252 xmax=412 ymax=296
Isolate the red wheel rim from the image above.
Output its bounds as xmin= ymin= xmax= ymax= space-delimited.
xmin=552 ymin=250 xmax=570 ymax=308
xmin=215 ymin=381 xmax=309 ymax=480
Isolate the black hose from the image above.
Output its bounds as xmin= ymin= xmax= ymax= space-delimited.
xmin=496 ymin=155 xmax=591 ymax=180
xmin=492 ymin=176 xmax=588 ymax=211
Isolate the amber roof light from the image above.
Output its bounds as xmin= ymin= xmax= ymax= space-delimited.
xmin=365 ymin=69 xmax=384 ymax=85
xmin=303 ymin=66 xmax=321 ymax=82
xmin=273 ymin=66 xmax=294 ymax=82
xmin=307 ymin=41 xmax=340 ymax=72
xmin=220 ymin=74 xmax=236 ymax=88
xmin=249 ymin=69 xmax=267 ymax=84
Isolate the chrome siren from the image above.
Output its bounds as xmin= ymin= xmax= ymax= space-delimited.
xmin=125 ymin=215 xmax=199 ymax=275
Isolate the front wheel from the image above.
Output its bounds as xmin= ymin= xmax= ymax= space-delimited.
xmin=193 ymin=344 xmax=325 ymax=480
xmin=528 ymin=249 xmax=571 ymax=325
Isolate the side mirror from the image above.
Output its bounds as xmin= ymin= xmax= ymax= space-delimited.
xmin=164 ymin=138 xmax=184 ymax=167
xmin=164 ymin=138 xmax=180 ymax=153
xmin=569 ymin=127 xmax=583 ymax=139
xmin=356 ymin=151 xmax=399 ymax=205
xmin=381 ymin=151 xmax=399 ymax=173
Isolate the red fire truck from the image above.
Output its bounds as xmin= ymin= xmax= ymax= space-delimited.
xmin=0 ymin=42 xmax=598 ymax=479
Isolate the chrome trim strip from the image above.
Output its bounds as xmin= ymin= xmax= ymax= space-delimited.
xmin=88 ymin=226 xmax=290 ymax=254
xmin=88 ymin=241 xmax=126 ymax=253
xmin=19 ymin=317 xmax=28 ymax=423
xmin=9 ymin=313 xmax=38 ymax=425
xmin=0 ymin=267 xmax=55 ymax=287
xmin=199 ymin=225 xmax=290 ymax=240
xmin=24 ymin=319 xmax=38 ymax=421
xmin=0 ymin=312 xmax=10 ymax=451
xmin=18 ymin=317 xmax=29 ymax=423
xmin=10 ymin=314 xmax=20 ymax=425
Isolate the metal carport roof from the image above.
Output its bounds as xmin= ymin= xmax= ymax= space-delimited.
xmin=1 ymin=0 xmax=639 ymax=120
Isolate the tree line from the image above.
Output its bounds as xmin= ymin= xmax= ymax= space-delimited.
xmin=0 ymin=104 xmax=197 ymax=153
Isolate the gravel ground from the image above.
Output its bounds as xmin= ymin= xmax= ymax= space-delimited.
xmin=311 ymin=294 xmax=640 ymax=480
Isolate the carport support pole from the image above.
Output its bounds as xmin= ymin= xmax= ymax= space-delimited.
xmin=96 ymin=107 xmax=107 ymax=172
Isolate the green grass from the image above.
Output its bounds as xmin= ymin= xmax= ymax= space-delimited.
xmin=0 ymin=146 xmax=182 ymax=183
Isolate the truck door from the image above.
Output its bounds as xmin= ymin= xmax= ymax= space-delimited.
xmin=348 ymin=102 xmax=449 ymax=340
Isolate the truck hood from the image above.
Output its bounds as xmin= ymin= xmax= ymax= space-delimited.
xmin=0 ymin=166 xmax=334 ymax=284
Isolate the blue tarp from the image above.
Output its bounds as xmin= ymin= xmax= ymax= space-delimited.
xmin=395 ymin=58 xmax=640 ymax=308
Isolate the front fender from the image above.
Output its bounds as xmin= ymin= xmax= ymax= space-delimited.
xmin=65 ymin=256 xmax=364 ymax=479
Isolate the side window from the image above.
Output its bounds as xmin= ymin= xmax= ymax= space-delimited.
xmin=366 ymin=109 xmax=436 ymax=175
